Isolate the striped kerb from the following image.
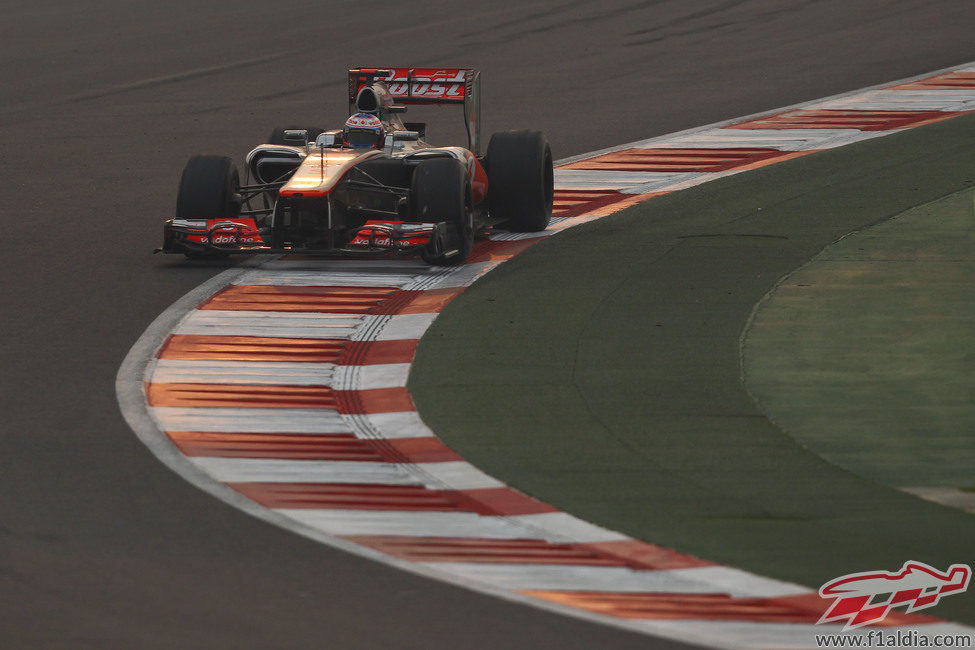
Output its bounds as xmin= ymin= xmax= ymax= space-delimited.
xmin=554 ymin=189 xmax=656 ymax=220
xmin=146 ymin=383 xmax=413 ymax=413
xmin=167 ymin=432 xmax=385 ymax=460
xmin=560 ymin=148 xmax=797 ymax=173
xmin=158 ymin=336 xmax=419 ymax=365
xmin=200 ymin=285 xmax=405 ymax=313
xmin=228 ymin=483 xmax=558 ymax=516
xmin=166 ymin=432 xmax=462 ymax=463
xmin=147 ymin=383 xmax=339 ymax=409
xmin=891 ymin=72 xmax=975 ymax=89
xmin=467 ymin=238 xmax=546 ymax=263
xmin=158 ymin=335 xmax=348 ymax=362
xmin=342 ymin=536 xmax=714 ymax=569
xmin=726 ymin=109 xmax=958 ymax=131
xmin=521 ymin=591 xmax=829 ymax=622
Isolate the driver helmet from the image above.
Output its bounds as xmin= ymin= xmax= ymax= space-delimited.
xmin=344 ymin=112 xmax=384 ymax=149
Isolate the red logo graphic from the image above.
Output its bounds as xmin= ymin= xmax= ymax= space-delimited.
xmin=382 ymin=68 xmax=467 ymax=101
xmin=818 ymin=561 xmax=971 ymax=630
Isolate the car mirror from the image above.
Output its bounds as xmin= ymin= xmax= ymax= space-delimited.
xmin=282 ymin=129 xmax=309 ymax=146
xmin=315 ymin=132 xmax=338 ymax=147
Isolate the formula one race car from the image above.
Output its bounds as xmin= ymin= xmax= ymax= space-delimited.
xmin=159 ymin=67 xmax=554 ymax=265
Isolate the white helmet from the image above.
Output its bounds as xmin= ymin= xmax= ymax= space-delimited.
xmin=344 ymin=112 xmax=384 ymax=149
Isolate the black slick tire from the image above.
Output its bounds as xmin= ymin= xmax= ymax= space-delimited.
xmin=175 ymin=154 xmax=240 ymax=259
xmin=411 ymin=158 xmax=473 ymax=266
xmin=485 ymin=130 xmax=554 ymax=232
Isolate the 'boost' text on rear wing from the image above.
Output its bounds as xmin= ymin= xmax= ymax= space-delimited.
xmin=348 ymin=67 xmax=482 ymax=154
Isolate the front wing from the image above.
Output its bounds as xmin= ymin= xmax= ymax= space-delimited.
xmin=158 ymin=218 xmax=435 ymax=257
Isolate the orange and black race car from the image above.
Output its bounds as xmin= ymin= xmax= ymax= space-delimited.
xmin=159 ymin=67 xmax=553 ymax=265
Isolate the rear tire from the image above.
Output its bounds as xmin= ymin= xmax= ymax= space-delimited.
xmin=411 ymin=158 xmax=473 ymax=266
xmin=175 ymin=155 xmax=240 ymax=259
xmin=485 ymin=130 xmax=553 ymax=232
xmin=268 ymin=125 xmax=324 ymax=146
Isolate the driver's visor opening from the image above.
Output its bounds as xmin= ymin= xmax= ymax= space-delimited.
xmin=346 ymin=129 xmax=381 ymax=148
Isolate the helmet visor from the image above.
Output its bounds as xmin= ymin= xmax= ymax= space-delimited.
xmin=346 ymin=128 xmax=381 ymax=148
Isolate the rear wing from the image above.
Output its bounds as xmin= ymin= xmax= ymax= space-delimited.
xmin=348 ymin=67 xmax=482 ymax=155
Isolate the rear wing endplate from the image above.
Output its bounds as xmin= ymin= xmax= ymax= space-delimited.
xmin=348 ymin=67 xmax=482 ymax=155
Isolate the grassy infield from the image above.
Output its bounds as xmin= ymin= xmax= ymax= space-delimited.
xmin=409 ymin=113 xmax=975 ymax=625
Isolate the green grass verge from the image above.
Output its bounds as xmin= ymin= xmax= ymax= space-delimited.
xmin=408 ymin=113 xmax=975 ymax=624
xmin=744 ymin=188 xmax=975 ymax=489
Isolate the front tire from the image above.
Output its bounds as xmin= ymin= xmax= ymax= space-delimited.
xmin=175 ymin=155 xmax=240 ymax=259
xmin=411 ymin=158 xmax=473 ymax=266
xmin=485 ymin=130 xmax=554 ymax=232
xmin=176 ymin=154 xmax=241 ymax=219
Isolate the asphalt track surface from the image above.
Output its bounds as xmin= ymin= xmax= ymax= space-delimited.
xmin=2 ymin=1 xmax=973 ymax=648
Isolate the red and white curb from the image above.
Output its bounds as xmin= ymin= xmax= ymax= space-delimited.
xmin=118 ymin=63 xmax=975 ymax=649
